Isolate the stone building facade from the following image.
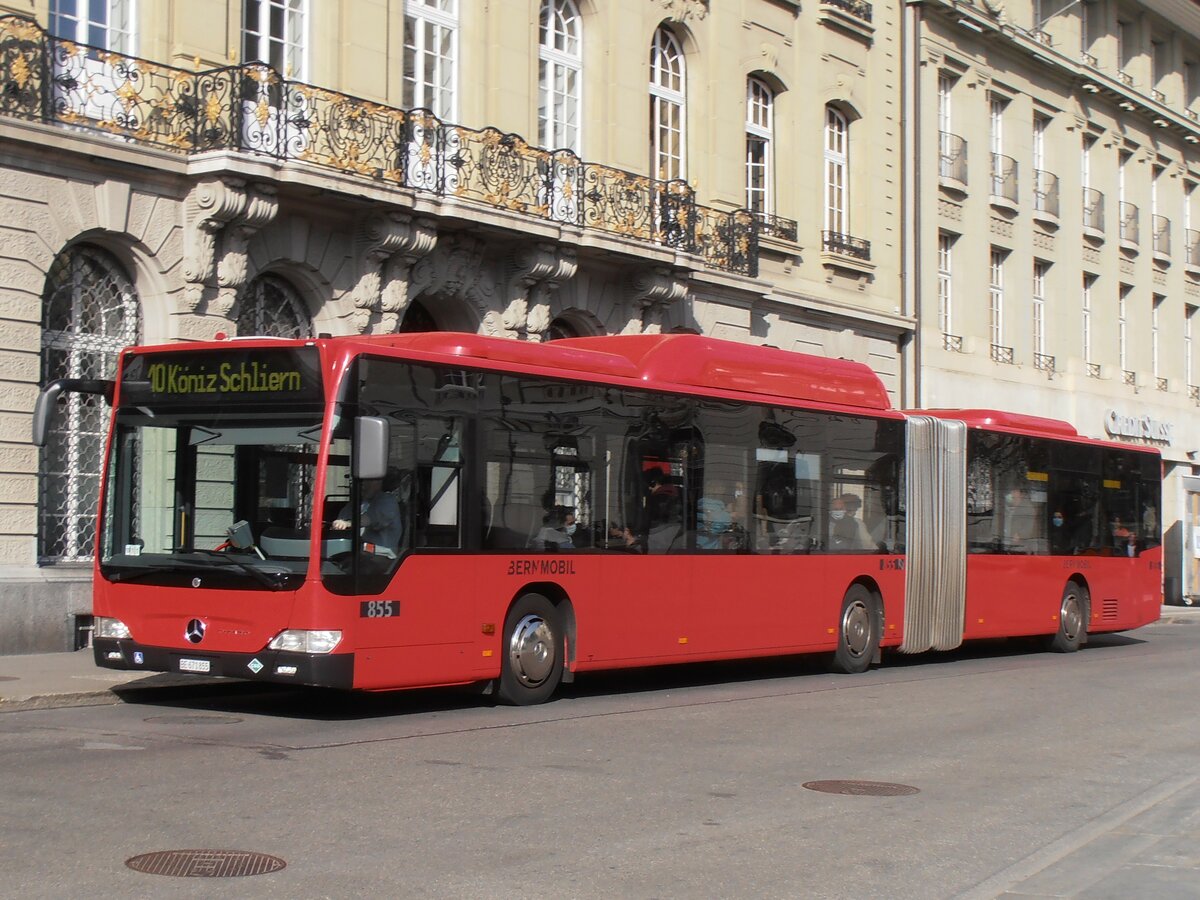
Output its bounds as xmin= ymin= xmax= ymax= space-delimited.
xmin=0 ymin=0 xmax=905 ymax=652
xmin=908 ymin=0 xmax=1200 ymax=603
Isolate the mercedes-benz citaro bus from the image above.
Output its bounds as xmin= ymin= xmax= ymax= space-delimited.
xmin=33 ymin=332 xmax=1162 ymax=704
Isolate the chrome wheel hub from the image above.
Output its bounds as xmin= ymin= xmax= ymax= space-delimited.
xmin=508 ymin=614 xmax=555 ymax=687
xmin=842 ymin=600 xmax=871 ymax=657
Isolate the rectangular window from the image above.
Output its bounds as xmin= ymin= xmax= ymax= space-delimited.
xmin=989 ymin=248 xmax=1006 ymax=349
xmin=1152 ymin=294 xmax=1164 ymax=378
xmin=50 ymin=0 xmax=136 ymax=54
xmin=1033 ymin=261 xmax=1049 ymax=355
xmin=403 ymin=0 xmax=458 ymax=120
xmin=1119 ymin=285 xmax=1132 ymax=371
xmin=938 ymin=233 xmax=954 ymax=335
xmin=1082 ymin=274 xmax=1095 ymax=363
xmin=745 ymin=80 xmax=773 ymax=214
xmin=1187 ymin=304 xmax=1197 ymax=387
xmin=243 ymin=0 xmax=307 ymax=78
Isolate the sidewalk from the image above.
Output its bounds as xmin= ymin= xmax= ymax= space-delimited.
xmin=2 ymin=605 xmax=1198 ymax=713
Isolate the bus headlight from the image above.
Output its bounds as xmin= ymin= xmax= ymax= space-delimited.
xmin=267 ymin=629 xmax=342 ymax=654
xmin=95 ymin=617 xmax=132 ymax=640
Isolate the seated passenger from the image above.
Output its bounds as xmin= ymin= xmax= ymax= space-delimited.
xmin=534 ymin=506 xmax=575 ymax=551
xmin=829 ymin=494 xmax=872 ymax=551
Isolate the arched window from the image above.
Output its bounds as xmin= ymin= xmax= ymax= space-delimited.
xmin=399 ymin=299 xmax=438 ymax=333
xmin=236 ymin=274 xmax=312 ymax=338
xmin=649 ymin=26 xmax=685 ymax=181
xmin=746 ymin=77 xmax=774 ymax=215
xmin=824 ymin=106 xmax=849 ymax=236
xmin=545 ymin=316 xmax=582 ymax=341
xmin=39 ymin=245 xmax=140 ymax=564
xmin=539 ymin=0 xmax=582 ymax=153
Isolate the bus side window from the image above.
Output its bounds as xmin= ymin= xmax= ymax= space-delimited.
xmin=415 ymin=418 xmax=463 ymax=549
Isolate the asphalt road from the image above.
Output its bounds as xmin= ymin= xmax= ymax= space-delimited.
xmin=2 ymin=622 xmax=1198 ymax=899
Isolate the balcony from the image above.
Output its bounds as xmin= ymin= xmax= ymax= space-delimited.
xmin=1083 ymin=189 xmax=1105 ymax=240
xmin=822 ymin=230 xmax=871 ymax=261
xmin=1033 ymin=169 xmax=1059 ymax=225
xmin=1157 ymin=376 xmax=1169 ymax=392
xmin=943 ymin=333 xmax=964 ymax=352
xmin=991 ymin=344 xmax=1015 ymax=364
xmin=1081 ymin=51 xmax=1098 ymax=66
xmin=1119 ymin=70 xmax=1135 ymax=87
xmin=753 ymin=212 xmax=799 ymax=243
xmin=1119 ymin=202 xmax=1139 ymax=251
xmin=989 ymin=153 xmax=1018 ymax=211
xmin=938 ymin=132 xmax=968 ymax=192
xmin=818 ymin=0 xmax=874 ymax=40
xmin=0 ymin=15 xmax=760 ymax=276
xmin=1124 ymin=370 xmax=1137 ymax=387
xmin=1153 ymin=215 xmax=1171 ymax=264
xmin=1034 ymin=353 xmax=1056 ymax=374
xmin=1087 ymin=362 xmax=1102 ymax=379
xmin=1187 ymin=229 xmax=1200 ymax=273
xmin=1189 ymin=384 xmax=1199 ymax=402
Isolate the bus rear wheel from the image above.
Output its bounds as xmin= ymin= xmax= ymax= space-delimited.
xmin=497 ymin=593 xmax=563 ymax=705
xmin=1048 ymin=582 xmax=1088 ymax=653
xmin=831 ymin=585 xmax=880 ymax=675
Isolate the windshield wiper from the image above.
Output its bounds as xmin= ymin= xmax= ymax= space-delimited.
xmin=186 ymin=549 xmax=291 ymax=590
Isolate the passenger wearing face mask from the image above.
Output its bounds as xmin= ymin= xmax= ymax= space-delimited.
xmin=534 ymin=505 xmax=575 ymax=551
xmin=829 ymin=493 xmax=871 ymax=550
xmin=1049 ymin=509 xmax=1070 ymax=555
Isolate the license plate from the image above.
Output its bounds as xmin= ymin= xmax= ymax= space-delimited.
xmin=179 ymin=658 xmax=211 ymax=674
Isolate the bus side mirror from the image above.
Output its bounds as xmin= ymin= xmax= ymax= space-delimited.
xmin=33 ymin=378 xmax=114 ymax=447
xmin=354 ymin=416 xmax=389 ymax=480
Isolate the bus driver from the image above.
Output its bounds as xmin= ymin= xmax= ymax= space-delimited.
xmin=332 ymin=475 xmax=403 ymax=553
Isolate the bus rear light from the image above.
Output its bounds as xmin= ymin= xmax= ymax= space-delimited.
xmin=267 ymin=630 xmax=342 ymax=654
xmin=95 ymin=617 xmax=132 ymax=640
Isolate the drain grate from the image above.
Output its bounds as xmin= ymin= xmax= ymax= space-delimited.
xmin=144 ymin=714 xmax=243 ymax=725
xmin=803 ymin=780 xmax=919 ymax=797
xmin=126 ymin=850 xmax=286 ymax=878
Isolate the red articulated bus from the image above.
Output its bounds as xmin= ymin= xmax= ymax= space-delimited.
xmin=33 ymin=333 xmax=1162 ymax=704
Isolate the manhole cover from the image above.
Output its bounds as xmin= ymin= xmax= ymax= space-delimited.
xmin=144 ymin=715 xmax=243 ymax=725
xmin=126 ymin=850 xmax=285 ymax=878
xmin=803 ymin=780 xmax=919 ymax=797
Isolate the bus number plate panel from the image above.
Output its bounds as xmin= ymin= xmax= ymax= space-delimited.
xmin=361 ymin=600 xmax=399 ymax=618
xmin=179 ymin=658 xmax=212 ymax=673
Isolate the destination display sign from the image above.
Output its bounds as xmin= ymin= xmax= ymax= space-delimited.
xmin=119 ymin=347 xmax=323 ymax=407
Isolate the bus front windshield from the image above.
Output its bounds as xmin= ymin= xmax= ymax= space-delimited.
xmin=100 ymin=408 xmax=325 ymax=590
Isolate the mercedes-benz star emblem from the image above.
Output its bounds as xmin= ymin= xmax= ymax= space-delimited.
xmin=185 ymin=618 xmax=206 ymax=644
xmin=191 ymin=577 xmax=202 ymax=588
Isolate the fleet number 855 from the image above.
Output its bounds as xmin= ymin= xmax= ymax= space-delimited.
xmin=360 ymin=600 xmax=399 ymax=618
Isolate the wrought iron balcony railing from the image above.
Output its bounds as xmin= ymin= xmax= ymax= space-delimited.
xmin=1120 ymin=202 xmax=1139 ymax=245
xmin=1187 ymin=229 xmax=1200 ymax=267
xmin=1157 ymin=376 xmax=1169 ymax=392
xmin=991 ymin=344 xmax=1014 ymax=364
xmin=1081 ymin=51 xmax=1098 ymax=66
xmin=822 ymin=230 xmax=871 ymax=261
xmin=1190 ymin=384 xmax=1200 ymax=401
xmin=1087 ymin=362 xmax=1102 ymax=379
xmin=753 ymin=212 xmax=798 ymax=242
xmin=990 ymin=153 xmax=1018 ymax=204
xmin=1033 ymin=169 xmax=1059 ymax=218
xmin=1153 ymin=89 xmax=1166 ymax=103
xmin=1083 ymin=188 xmax=1105 ymax=233
xmin=1153 ymin=215 xmax=1171 ymax=256
xmin=1119 ymin=70 xmax=1134 ymax=87
xmin=822 ymin=0 xmax=873 ymax=23
xmin=1034 ymin=353 xmax=1056 ymax=374
xmin=943 ymin=333 xmax=963 ymax=352
xmin=1124 ymin=370 xmax=1137 ymax=386
xmin=939 ymin=131 xmax=967 ymax=185
xmin=0 ymin=15 xmax=759 ymax=276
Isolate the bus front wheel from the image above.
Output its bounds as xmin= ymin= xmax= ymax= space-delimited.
xmin=831 ymin=585 xmax=880 ymax=675
xmin=497 ymin=593 xmax=564 ymax=705
xmin=1048 ymin=582 xmax=1088 ymax=653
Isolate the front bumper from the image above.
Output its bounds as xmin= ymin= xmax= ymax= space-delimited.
xmin=94 ymin=638 xmax=354 ymax=690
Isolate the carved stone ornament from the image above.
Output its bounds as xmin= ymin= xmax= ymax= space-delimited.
xmin=659 ymin=0 xmax=708 ymax=22
xmin=348 ymin=211 xmax=438 ymax=333
xmin=503 ymin=243 xmax=578 ymax=340
xmin=181 ymin=177 xmax=278 ymax=319
xmin=626 ymin=266 xmax=688 ymax=334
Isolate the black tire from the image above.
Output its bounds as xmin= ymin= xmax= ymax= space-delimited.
xmin=830 ymin=585 xmax=881 ymax=675
xmin=497 ymin=593 xmax=564 ymax=705
xmin=1048 ymin=582 xmax=1088 ymax=653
